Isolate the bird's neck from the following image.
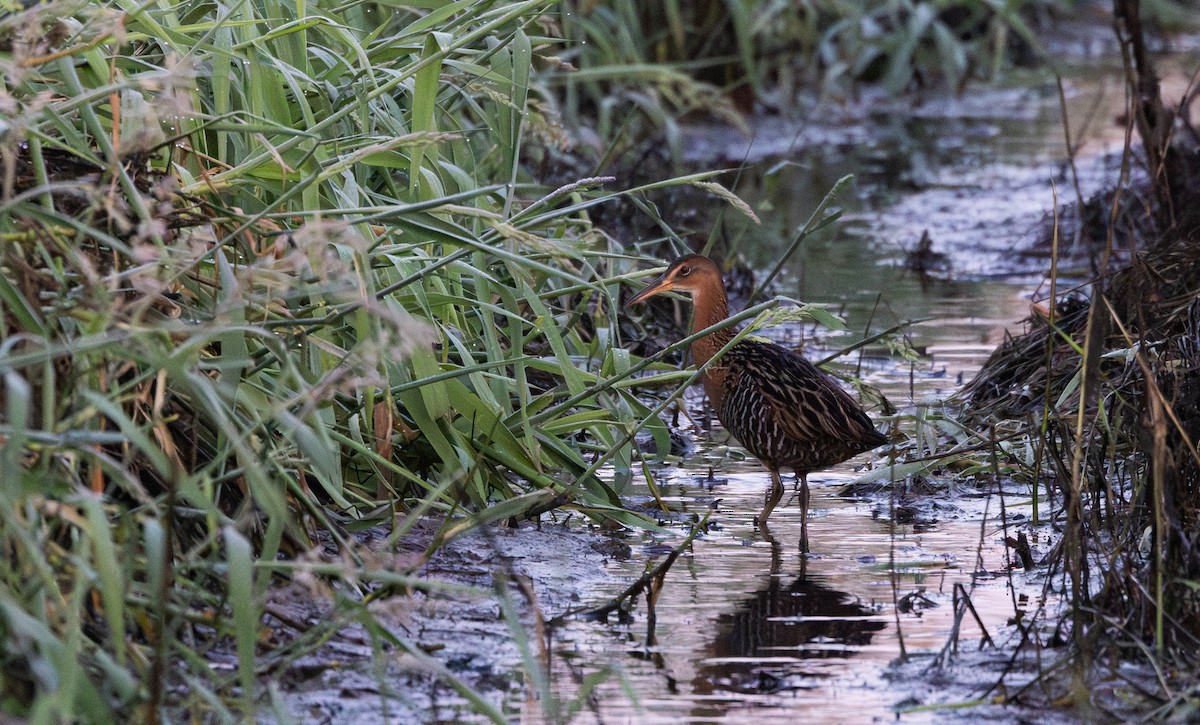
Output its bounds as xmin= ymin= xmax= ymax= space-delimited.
xmin=690 ymin=285 xmax=735 ymax=369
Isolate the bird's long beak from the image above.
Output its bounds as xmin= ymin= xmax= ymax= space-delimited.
xmin=625 ymin=271 xmax=673 ymax=308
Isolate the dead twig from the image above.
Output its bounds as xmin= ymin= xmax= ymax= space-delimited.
xmin=550 ymin=514 xmax=708 ymax=624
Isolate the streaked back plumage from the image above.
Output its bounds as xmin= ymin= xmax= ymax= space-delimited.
xmin=716 ymin=339 xmax=887 ymax=474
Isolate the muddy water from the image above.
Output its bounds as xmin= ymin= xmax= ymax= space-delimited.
xmin=536 ymin=57 xmax=1178 ymax=723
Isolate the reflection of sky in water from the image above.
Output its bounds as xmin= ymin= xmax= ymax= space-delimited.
xmin=553 ymin=469 xmax=1048 ymax=724
xmin=701 ymin=55 xmax=1199 ymax=287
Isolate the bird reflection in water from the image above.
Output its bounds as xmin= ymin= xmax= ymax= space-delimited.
xmin=626 ymin=524 xmax=887 ymax=701
xmin=689 ymin=528 xmax=887 ymax=697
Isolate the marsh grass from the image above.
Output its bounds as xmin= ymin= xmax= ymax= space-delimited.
xmin=0 ymin=0 xmax=770 ymax=719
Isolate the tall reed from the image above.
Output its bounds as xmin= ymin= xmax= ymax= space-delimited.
xmin=0 ymin=0 xmax=718 ymax=718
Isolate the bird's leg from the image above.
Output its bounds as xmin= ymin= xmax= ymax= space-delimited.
xmin=761 ymin=469 xmax=784 ymax=525
xmin=799 ymin=473 xmax=810 ymax=554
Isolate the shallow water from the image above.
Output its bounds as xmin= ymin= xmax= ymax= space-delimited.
xmin=549 ymin=470 xmax=1050 ymax=724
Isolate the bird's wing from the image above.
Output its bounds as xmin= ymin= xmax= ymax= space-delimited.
xmin=734 ymin=340 xmax=875 ymax=445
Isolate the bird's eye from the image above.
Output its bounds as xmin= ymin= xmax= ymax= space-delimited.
xmin=678 ymin=266 xmax=691 ymax=277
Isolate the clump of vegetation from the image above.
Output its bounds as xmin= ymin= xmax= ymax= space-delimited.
xmin=952 ymin=239 xmax=1200 ymax=719
xmin=0 ymin=0 xmax=726 ymax=719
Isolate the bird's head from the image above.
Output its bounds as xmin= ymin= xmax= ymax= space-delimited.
xmin=625 ymin=254 xmax=722 ymax=307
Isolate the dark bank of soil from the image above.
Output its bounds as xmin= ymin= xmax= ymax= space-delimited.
xmin=270 ymin=519 xmax=621 ymax=723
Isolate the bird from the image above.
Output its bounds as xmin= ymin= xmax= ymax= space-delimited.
xmin=626 ymin=254 xmax=887 ymax=549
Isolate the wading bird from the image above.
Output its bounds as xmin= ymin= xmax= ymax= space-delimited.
xmin=627 ymin=254 xmax=887 ymax=549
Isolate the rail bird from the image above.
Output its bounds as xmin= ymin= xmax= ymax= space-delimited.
xmin=627 ymin=254 xmax=886 ymax=549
